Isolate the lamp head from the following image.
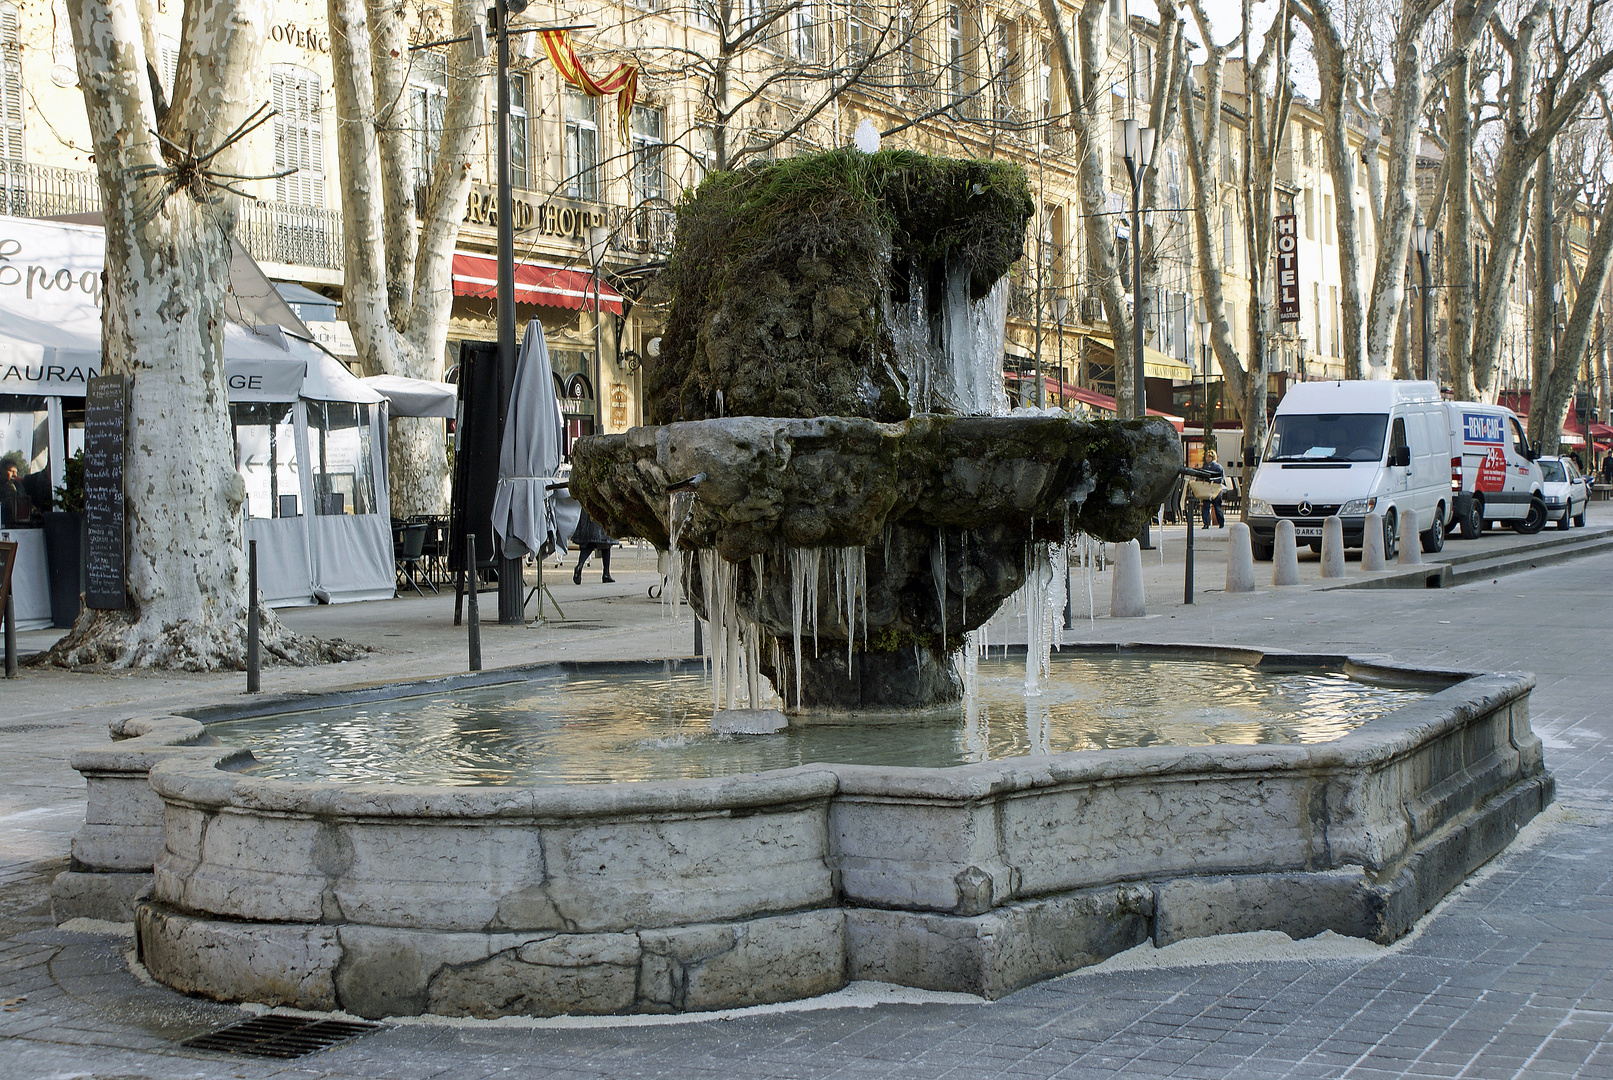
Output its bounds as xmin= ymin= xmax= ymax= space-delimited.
xmin=1195 ymin=298 xmax=1209 ymax=326
xmin=1122 ymin=119 xmax=1139 ymax=164
xmin=1053 ymin=294 xmax=1069 ymax=320
xmin=1139 ymin=126 xmax=1156 ymax=168
xmin=1413 ymin=220 xmax=1428 ymax=255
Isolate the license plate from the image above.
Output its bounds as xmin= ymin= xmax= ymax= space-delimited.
xmin=1293 ymin=526 xmax=1322 ymax=538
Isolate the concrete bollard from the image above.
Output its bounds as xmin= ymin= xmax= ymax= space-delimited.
xmin=1399 ymin=509 xmax=1423 ymax=565
xmin=1321 ymin=516 xmax=1347 ymax=578
xmin=1225 ymin=522 xmax=1257 ymax=593
xmin=1110 ymin=539 xmax=1146 ymax=617
xmin=1273 ymin=519 xmax=1300 ymax=586
xmin=1362 ymin=512 xmax=1387 ymax=570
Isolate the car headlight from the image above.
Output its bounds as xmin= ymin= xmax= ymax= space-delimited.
xmin=1340 ymin=498 xmax=1377 ymax=516
xmin=1544 ymin=496 xmax=1564 ymax=506
xmin=1247 ymin=499 xmax=1274 ymax=517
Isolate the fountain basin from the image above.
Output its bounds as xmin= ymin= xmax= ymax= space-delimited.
xmin=59 ymin=646 xmax=1552 ymax=1018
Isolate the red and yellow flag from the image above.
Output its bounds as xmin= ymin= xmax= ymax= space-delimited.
xmin=539 ymin=29 xmax=638 ymax=139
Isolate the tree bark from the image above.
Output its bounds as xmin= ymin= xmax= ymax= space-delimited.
xmin=52 ymin=0 xmax=345 ymax=667
xmin=330 ymin=0 xmax=484 ymax=516
xmin=1040 ymin=0 xmax=1133 ymax=416
xmin=1444 ymin=1 xmax=1476 ymax=397
xmin=1537 ymin=191 xmax=1613 ymax=455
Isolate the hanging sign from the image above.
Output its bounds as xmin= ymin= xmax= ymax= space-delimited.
xmin=1275 ymin=213 xmax=1300 ymax=323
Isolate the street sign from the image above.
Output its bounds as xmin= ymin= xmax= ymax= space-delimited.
xmin=1275 ymin=214 xmax=1300 ymax=322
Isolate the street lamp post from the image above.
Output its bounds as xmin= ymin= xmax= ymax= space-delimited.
xmin=494 ymin=0 xmax=528 ymax=625
xmin=1414 ymin=216 xmax=1433 ymax=384
xmin=1053 ymin=294 xmax=1069 ymax=408
xmin=1123 ymin=119 xmax=1155 ymax=549
xmin=1122 ymin=119 xmax=1156 ymax=422
xmin=1196 ymin=300 xmax=1211 ymax=452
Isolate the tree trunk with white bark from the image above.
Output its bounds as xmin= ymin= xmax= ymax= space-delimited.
xmin=48 ymin=0 xmax=349 ymax=668
xmin=329 ymin=0 xmax=484 ymax=517
xmin=1040 ymin=0 xmax=1135 ymax=416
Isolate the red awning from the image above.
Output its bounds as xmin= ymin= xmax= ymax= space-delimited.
xmin=1006 ymin=372 xmax=1186 ymax=432
xmin=451 ymin=254 xmax=624 ymax=315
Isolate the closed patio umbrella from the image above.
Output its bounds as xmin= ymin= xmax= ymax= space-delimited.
xmin=492 ymin=321 xmax=570 ymax=560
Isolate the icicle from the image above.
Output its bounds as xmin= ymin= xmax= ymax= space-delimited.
xmin=930 ymin=530 xmax=947 ymax=648
xmin=789 ymin=546 xmax=806 ymax=710
xmin=959 ymin=529 xmax=969 ymax=627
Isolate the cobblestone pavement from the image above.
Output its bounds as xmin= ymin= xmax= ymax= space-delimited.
xmin=3 ymin=528 xmax=1612 ymax=1078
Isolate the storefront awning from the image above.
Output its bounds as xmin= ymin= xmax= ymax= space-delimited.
xmin=1080 ymin=331 xmax=1195 ymax=381
xmin=451 ymin=254 xmax=624 ymax=315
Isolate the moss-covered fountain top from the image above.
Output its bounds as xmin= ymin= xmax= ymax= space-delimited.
xmin=645 ymin=148 xmax=1036 ymax=423
xmin=573 ymin=149 xmax=1180 ymax=710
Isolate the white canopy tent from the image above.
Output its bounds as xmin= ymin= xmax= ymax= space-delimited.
xmin=226 ymin=334 xmax=395 ymax=607
xmin=0 ymin=214 xmax=396 ymax=625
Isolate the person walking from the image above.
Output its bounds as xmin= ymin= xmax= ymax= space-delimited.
xmin=1202 ymin=449 xmax=1226 ymax=529
xmin=571 ymin=506 xmax=616 ymax=584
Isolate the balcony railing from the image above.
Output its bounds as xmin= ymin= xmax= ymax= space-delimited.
xmin=0 ymin=160 xmax=102 ymax=218
xmin=612 ymin=203 xmax=676 ymax=257
xmin=0 ymin=159 xmax=346 ymax=272
xmin=235 ymin=201 xmax=345 ymax=271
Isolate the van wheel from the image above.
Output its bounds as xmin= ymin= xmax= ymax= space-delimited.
xmin=1252 ymin=540 xmax=1274 ymax=561
xmin=1382 ymin=509 xmax=1399 ymax=562
xmin=1459 ymin=498 xmax=1483 ymax=538
xmin=1421 ymin=505 xmax=1445 ymax=553
xmin=1512 ymin=498 xmax=1546 ymax=535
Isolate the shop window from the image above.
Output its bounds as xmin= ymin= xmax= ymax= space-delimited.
xmin=564 ymin=87 xmax=600 ymax=200
xmin=0 ymin=393 xmax=48 ymax=527
xmin=272 ymin=65 xmax=325 ymax=207
xmin=307 ymin=402 xmax=377 ymax=516
xmin=231 ymin=402 xmax=300 ymax=520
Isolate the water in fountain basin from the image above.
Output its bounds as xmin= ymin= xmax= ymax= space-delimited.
xmin=215 ymin=656 xmax=1432 ymax=787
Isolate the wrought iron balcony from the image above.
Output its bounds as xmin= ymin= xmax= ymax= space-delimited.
xmin=0 ymin=160 xmax=346 ymax=272
xmin=612 ymin=203 xmax=676 ymax=257
xmin=235 ymin=201 xmax=345 ymax=271
xmin=0 ymin=159 xmax=101 ymax=218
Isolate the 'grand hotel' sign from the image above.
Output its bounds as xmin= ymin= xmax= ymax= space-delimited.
xmin=460 ymin=186 xmax=605 ymax=243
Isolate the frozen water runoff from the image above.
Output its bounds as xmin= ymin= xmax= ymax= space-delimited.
xmin=663 ymin=262 xmax=1117 ymax=716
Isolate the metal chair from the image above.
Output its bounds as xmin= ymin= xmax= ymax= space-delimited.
xmin=396 ymin=522 xmax=434 ymax=596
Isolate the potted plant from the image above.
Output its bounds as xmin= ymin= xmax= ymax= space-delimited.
xmin=44 ymin=449 xmax=84 ymax=629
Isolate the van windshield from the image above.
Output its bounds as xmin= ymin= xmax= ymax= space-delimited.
xmin=1265 ymin=413 xmax=1390 ymax=462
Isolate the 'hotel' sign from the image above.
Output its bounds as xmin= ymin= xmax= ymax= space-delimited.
xmin=1275 ymin=213 xmax=1300 ymax=322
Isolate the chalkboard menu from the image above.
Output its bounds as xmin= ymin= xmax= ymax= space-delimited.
xmin=84 ymin=373 xmax=126 ymax=610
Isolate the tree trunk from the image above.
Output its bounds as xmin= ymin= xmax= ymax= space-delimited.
xmin=52 ymin=0 xmax=344 ymax=668
xmin=331 ymin=0 xmax=484 ymax=517
xmin=1444 ymin=8 xmax=1476 ymax=397
xmin=1537 ymin=192 xmax=1613 ymax=456
xmin=1527 ymin=145 xmax=1556 ymax=448
xmin=1363 ymin=29 xmax=1427 ymax=376
xmin=1041 ymin=0 xmax=1133 ymax=416
xmin=1308 ymin=7 xmax=1367 ymax=379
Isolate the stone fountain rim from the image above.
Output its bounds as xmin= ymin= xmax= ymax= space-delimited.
xmin=114 ymin=645 xmax=1534 ymax=819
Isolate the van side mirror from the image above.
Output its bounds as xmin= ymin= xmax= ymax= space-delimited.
xmin=1392 ymin=446 xmax=1411 ymax=468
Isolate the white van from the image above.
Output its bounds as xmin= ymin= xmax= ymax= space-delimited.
xmin=1443 ymin=401 xmax=1545 ymax=536
xmin=1246 ymin=381 xmax=1453 ymax=560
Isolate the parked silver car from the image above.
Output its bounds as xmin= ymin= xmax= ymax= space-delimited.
xmin=1537 ymin=455 xmax=1590 ymax=529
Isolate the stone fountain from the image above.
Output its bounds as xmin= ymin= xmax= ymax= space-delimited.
xmin=572 ymin=149 xmax=1180 ymax=711
xmin=50 ymin=150 xmax=1552 ymax=1023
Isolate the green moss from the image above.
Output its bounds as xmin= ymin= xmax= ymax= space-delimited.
xmin=647 ymin=149 xmax=1035 ymax=425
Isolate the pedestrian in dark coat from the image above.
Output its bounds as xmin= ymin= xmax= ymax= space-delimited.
xmin=571 ymin=506 xmax=616 ymax=583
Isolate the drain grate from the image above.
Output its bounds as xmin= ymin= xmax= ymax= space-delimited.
xmin=180 ymin=1014 xmax=384 ymax=1058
